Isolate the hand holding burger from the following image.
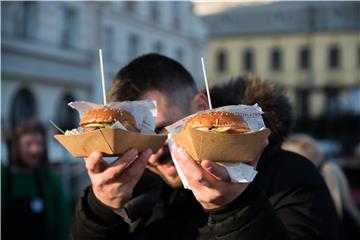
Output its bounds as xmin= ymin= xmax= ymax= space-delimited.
xmin=170 ymin=110 xmax=268 ymax=209
xmin=85 ymin=148 xmax=153 ymax=209
xmin=171 ymin=139 xmax=268 ymax=209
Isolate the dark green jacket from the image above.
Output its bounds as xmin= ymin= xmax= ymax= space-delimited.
xmin=1 ymin=165 xmax=71 ymax=240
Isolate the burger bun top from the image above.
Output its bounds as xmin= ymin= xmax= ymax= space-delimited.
xmin=80 ymin=107 xmax=136 ymax=127
xmin=184 ymin=111 xmax=250 ymax=133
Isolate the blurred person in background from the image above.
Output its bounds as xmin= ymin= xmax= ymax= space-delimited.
xmin=282 ymin=134 xmax=322 ymax=166
xmin=1 ymin=120 xmax=71 ymax=240
xmin=283 ymin=134 xmax=360 ymax=240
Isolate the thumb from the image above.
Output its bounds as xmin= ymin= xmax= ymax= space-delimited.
xmin=201 ymin=160 xmax=230 ymax=182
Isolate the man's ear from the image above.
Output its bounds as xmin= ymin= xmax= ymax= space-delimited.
xmin=191 ymin=92 xmax=209 ymax=113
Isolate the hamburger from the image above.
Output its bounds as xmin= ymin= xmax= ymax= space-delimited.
xmin=80 ymin=107 xmax=139 ymax=132
xmin=184 ymin=111 xmax=250 ymax=134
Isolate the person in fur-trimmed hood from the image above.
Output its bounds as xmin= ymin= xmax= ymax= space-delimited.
xmin=209 ymin=75 xmax=292 ymax=153
xmin=71 ymin=55 xmax=338 ymax=240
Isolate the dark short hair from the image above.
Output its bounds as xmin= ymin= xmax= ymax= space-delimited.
xmin=109 ymin=53 xmax=198 ymax=108
xmin=9 ymin=120 xmax=48 ymax=168
xmin=210 ymin=75 xmax=293 ymax=149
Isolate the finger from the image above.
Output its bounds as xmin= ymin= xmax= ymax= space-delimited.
xmin=111 ymin=149 xmax=139 ymax=167
xmin=104 ymin=149 xmax=139 ymax=180
xmin=85 ymin=151 xmax=108 ymax=174
xmin=148 ymin=146 xmax=165 ymax=166
xmin=201 ymin=160 xmax=230 ymax=182
xmin=122 ymin=148 xmax=153 ymax=186
xmin=148 ymin=139 xmax=168 ymax=166
xmin=172 ymin=145 xmax=212 ymax=188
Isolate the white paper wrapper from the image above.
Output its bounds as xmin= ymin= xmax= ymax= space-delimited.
xmin=166 ymin=104 xmax=265 ymax=134
xmin=68 ymin=100 xmax=157 ymax=134
xmin=166 ymin=104 xmax=265 ymax=189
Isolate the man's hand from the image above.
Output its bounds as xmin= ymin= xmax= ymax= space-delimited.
xmin=172 ymin=141 xmax=268 ymax=209
xmin=84 ymin=148 xmax=153 ymax=209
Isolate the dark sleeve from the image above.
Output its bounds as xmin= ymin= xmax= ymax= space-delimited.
xmin=268 ymin=165 xmax=339 ymax=239
xmin=70 ymin=170 xmax=164 ymax=239
xmin=207 ymin=152 xmax=339 ymax=240
xmin=207 ymin=183 xmax=289 ymax=240
xmin=113 ymin=170 xmax=163 ymax=224
xmin=70 ymin=186 xmax=129 ymax=240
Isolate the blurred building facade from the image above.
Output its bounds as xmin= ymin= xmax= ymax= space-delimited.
xmin=1 ymin=1 xmax=207 ymax=162
xmin=203 ymin=1 xmax=360 ymax=118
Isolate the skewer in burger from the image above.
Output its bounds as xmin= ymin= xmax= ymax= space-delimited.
xmin=80 ymin=107 xmax=139 ymax=133
xmin=183 ymin=112 xmax=250 ymax=134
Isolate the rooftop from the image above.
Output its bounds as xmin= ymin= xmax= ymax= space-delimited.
xmin=203 ymin=1 xmax=360 ymax=37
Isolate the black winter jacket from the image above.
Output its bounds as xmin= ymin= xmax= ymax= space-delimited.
xmin=71 ymin=148 xmax=339 ymax=240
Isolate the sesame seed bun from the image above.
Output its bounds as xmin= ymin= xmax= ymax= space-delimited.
xmin=184 ymin=111 xmax=250 ymax=134
xmin=80 ymin=107 xmax=138 ymax=132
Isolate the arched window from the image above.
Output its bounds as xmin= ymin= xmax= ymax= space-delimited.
xmin=11 ymin=87 xmax=36 ymax=126
xmin=55 ymin=93 xmax=78 ymax=130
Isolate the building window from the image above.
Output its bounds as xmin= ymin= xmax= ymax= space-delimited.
xmin=172 ymin=1 xmax=181 ymax=29
xmin=62 ymin=7 xmax=77 ymax=48
xmin=328 ymin=46 xmax=341 ymax=69
xmin=153 ymin=41 xmax=163 ymax=53
xmin=124 ymin=1 xmax=136 ymax=13
xmin=149 ymin=1 xmax=160 ymax=22
xmin=358 ymin=46 xmax=360 ymax=68
xmin=103 ymin=26 xmax=114 ymax=61
xmin=243 ymin=49 xmax=254 ymax=72
xmin=296 ymin=88 xmax=310 ymax=118
xmin=11 ymin=88 xmax=36 ymax=126
xmin=270 ymin=48 xmax=282 ymax=71
xmin=56 ymin=93 xmax=78 ymax=130
xmin=175 ymin=48 xmax=184 ymax=62
xmin=128 ymin=34 xmax=140 ymax=60
xmin=216 ymin=50 xmax=227 ymax=73
xmin=324 ymin=87 xmax=339 ymax=116
xmin=299 ymin=47 xmax=311 ymax=70
xmin=13 ymin=1 xmax=37 ymax=38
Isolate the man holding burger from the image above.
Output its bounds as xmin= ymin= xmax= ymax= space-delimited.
xmin=71 ymin=54 xmax=338 ymax=239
